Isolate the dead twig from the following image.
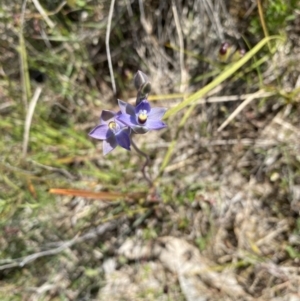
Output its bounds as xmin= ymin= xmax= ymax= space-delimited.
xmin=171 ymin=0 xmax=185 ymax=93
xmin=20 ymin=0 xmax=31 ymax=110
xmin=31 ymin=0 xmax=55 ymax=28
xmin=22 ymin=86 xmax=43 ymax=157
xmin=217 ymin=90 xmax=275 ymax=132
xmin=0 ymin=222 xmax=117 ymax=271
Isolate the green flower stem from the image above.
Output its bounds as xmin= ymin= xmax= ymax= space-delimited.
xmin=130 ymin=136 xmax=153 ymax=187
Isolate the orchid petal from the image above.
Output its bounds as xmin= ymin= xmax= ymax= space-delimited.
xmin=89 ymin=124 xmax=112 ymax=140
xmin=148 ymin=107 xmax=167 ymax=120
xmin=115 ymin=118 xmax=128 ymax=130
xmin=103 ymin=136 xmax=117 ymax=155
xmin=146 ymin=119 xmax=167 ymax=130
xmin=100 ymin=110 xmax=115 ymax=123
xmin=135 ymin=99 xmax=151 ymax=113
xmin=122 ymin=126 xmax=131 ymax=136
xmin=117 ymin=113 xmax=137 ymax=127
xmin=118 ymin=99 xmax=135 ymax=115
xmin=116 ymin=130 xmax=131 ymax=150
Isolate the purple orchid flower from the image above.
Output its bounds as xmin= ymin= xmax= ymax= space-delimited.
xmin=89 ymin=110 xmax=131 ymax=155
xmin=117 ymin=99 xmax=167 ymax=134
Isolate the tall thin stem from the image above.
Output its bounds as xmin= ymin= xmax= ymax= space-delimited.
xmin=106 ymin=0 xmax=117 ymax=94
xmin=130 ymin=136 xmax=152 ymax=187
